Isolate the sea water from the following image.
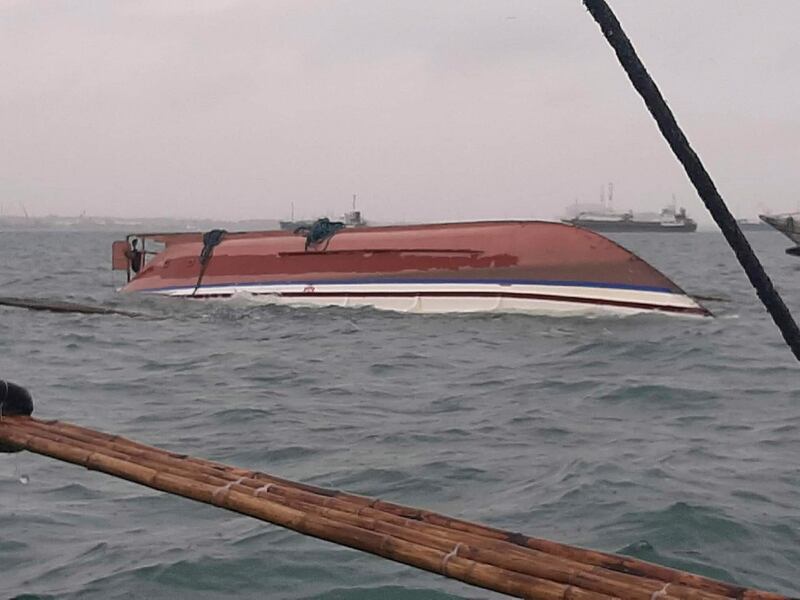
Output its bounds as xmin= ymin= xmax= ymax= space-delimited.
xmin=0 ymin=229 xmax=798 ymax=599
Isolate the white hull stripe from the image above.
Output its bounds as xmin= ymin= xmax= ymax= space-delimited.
xmin=146 ymin=282 xmax=708 ymax=316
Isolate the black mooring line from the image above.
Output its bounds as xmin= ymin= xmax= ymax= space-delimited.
xmin=583 ymin=0 xmax=800 ymax=362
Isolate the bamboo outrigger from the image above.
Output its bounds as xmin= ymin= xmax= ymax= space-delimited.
xmin=0 ymin=413 xmax=792 ymax=600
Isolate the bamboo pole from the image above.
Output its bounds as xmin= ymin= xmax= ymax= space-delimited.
xmin=1 ymin=417 xmax=793 ymax=600
xmin=0 ymin=420 xmax=613 ymax=600
xmin=12 ymin=418 xmax=786 ymax=600
xmin=16 ymin=418 xmax=787 ymax=600
xmin=8 ymin=419 xmax=694 ymax=600
xmin=9 ymin=418 xmax=712 ymax=600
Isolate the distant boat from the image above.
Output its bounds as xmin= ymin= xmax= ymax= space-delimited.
xmin=342 ymin=209 xmax=367 ymax=227
xmin=279 ymin=218 xmax=315 ymax=231
xmin=736 ymin=218 xmax=770 ymax=232
xmin=112 ymin=220 xmax=709 ymax=317
xmin=563 ymin=205 xmax=697 ymax=233
xmin=759 ymin=213 xmax=800 ymax=255
xmin=279 ymin=210 xmax=367 ymax=231
xmin=281 ymin=195 xmax=368 ymax=231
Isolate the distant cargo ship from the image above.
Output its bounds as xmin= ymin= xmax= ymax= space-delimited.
xmin=563 ymin=206 xmax=697 ymax=233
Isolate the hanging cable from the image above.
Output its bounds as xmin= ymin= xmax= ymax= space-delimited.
xmin=583 ymin=0 xmax=800 ymax=362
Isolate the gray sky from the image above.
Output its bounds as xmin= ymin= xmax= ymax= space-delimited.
xmin=1 ymin=1 xmax=798 ymax=223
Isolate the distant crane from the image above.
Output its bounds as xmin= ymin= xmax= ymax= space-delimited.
xmin=607 ymin=182 xmax=614 ymax=212
xmin=600 ymin=182 xmax=614 ymax=211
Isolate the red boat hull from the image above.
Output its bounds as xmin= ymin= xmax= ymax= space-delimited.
xmin=116 ymin=221 xmax=708 ymax=317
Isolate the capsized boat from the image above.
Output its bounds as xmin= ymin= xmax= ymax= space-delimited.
xmin=759 ymin=213 xmax=800 ymax=255
xmin=112 ymin=221 xmax=709 ymax=317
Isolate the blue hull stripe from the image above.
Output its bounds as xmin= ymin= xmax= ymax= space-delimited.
xmin=141 ymin=278 xmax=676 ymax=295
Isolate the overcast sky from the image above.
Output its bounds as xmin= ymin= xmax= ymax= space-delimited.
xmin=1 ymin=1 xmax=798 ymax=223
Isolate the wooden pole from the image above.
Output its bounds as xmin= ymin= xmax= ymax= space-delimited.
xmin=1 ymin=417 xmax=792 ymax=600
xmin=9 ymin=419 xmax=712 ymax=600
xmin=0 ymin=420 xmax=609 ymax=600
xmin=18 ymin=418 xmax=783 ymax=600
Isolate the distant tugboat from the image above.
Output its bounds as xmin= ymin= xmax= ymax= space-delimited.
xmin=280 ymin=195 xmax=367 ymax=231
